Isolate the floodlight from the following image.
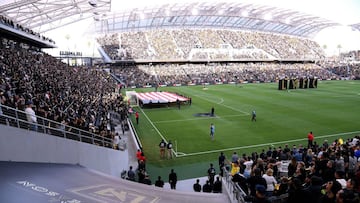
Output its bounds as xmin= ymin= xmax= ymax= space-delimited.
xmin=192 ymin=8 xmax=198 ymax=15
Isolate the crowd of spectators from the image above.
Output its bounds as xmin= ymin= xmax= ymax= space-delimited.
xmin=0 ymin=36 xmax=128 ymax=147
xmin=96 ymin=29 xmax=325 ymax=61
xmin=0 ymin=15 xmax=55 ymax=44
xmin=320 ymin=62 xmax=360 ymax=80
xmin=225 ymin=135 xmax=360 ymax=203
xmin=111 ymin=62 xmax=344 ymax=88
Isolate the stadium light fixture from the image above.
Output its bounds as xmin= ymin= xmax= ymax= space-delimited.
xmin=192 ymin=8 xmax=198 ymax=15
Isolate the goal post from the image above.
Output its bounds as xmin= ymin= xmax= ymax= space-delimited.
xmin=125 ymin=91 xmax=139 ymax=107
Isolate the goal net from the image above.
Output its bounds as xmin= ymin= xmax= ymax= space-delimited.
xmin=125 ymin=91 xmax=138 ymax=107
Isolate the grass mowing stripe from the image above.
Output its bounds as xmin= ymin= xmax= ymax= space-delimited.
xmin=152 ymin=114 xmax=248 ymax=124
xmin=188 ymin=89 xmax=250 ymax=115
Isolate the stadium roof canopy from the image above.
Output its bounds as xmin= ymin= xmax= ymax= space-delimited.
xmin=0 ymin=0 xmax=111 ymax=33
xmin=93 ymin=1 xmax=339 ymax=38
xmin=350 ymin=23 xmax=360 ymax=31
xmin=0 ymin=0 xmax=339 ymax=39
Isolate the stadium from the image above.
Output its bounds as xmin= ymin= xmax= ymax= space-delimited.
xmin=0 ymin=0 xmax=360 ymax=203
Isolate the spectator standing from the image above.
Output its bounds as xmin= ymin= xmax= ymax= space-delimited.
xmin=230 ymin=161 xmax=240 ymax=176
xmin=218 ymin=152 xmax=226 ymax=177
xmin=262 ymin=168 xmax=277 ymax=197
xmin=202 ymin=180 xmax=212 ymax=193
xmin=207 ymin=163 xmax=216 ymax=186
xmin=113 ymin=133 xmax=120 ymax=150
xmin=193 ymin=179 xmax=202 ymax=192
xmin=127 ymin=166 xmax=136 ymax=181
xmin=307 ymin=131 xmax=314 ymax=149
xmin=169 ymin=169 xmax=177 ymax=190
xmin=0 ymin=91 xmax=5 ymax=124
xmin=253 ymin=185 xmax=271 ymax=203
xmin=155 ymin=176 xmax=164 ymax=188
xmin=213 ymin=176 xmax=222 ymax=193
xmin=142 ymin=174 xmax=151 ymax=185
xmin=288 ymin=157 xmax=297 ymax=178
xmin=135 ymin=111 xmax=139 ymax=125
xmin=136 ymin=149 xmax=142 ymax=163
xmin=231 ymin=151 xmax=239 ymax=163
xmin=247 ymin=168 xmax=267 ymax=197
xmin=159 ymin=139 xmax=166 ymax=159
xmin=210 ymin=123 xmax=215 ymax=141
xmin=25 ymin=100 xmax=37 ymax=131
xmin=335 ymin=152 xmax=345 ymax=173
xmin=319 ymin=180 xmax=342 ymax=203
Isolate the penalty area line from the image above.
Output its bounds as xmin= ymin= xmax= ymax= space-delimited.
xmin=138 ymin=108 xmax=177 ymax=156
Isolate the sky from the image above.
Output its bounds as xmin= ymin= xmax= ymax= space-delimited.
xmin=44 ymin=0 xmax=360 ymax=57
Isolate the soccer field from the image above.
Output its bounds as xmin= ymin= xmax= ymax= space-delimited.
xmin=128 ymin=80 xmax=360 ymax=180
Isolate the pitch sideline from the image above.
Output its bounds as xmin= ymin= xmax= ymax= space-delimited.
xmin=174 ymin=130 xmax=360 ymax=158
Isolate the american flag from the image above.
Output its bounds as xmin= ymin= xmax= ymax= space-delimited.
xmin=136 ymin=92 xmax=188 ymax=104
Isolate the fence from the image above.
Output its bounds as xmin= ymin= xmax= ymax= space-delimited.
xmin=0 ymin=104 xmax=114 ymax=148
xmin=222 ymin=165 xmax=289 ymax=203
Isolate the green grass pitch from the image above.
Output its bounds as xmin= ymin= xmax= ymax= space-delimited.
xmin=127 ymin=80 xmax=360 ymax=180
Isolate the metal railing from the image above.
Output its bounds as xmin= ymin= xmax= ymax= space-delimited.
xmin=222 ymin=166 xmax=289 ymax=203
xmin=0 ymin=104 xmax=114 ymax=148
xmin=223 ymin=167 xmax=248 ymax=203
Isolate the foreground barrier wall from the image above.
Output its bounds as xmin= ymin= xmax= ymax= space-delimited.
xmin=0 ymin=125 xmax=127 ymax=177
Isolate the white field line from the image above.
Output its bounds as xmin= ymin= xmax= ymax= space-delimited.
xmin=175 ymin=130 xmax=360 ymax=157
xmin=138 ymin=108 xmax=169 ymax=145
xmin=192 ymin=92 xmax=250 ymax=115
xmin=153 ymin=114 xmax=248 ymax=124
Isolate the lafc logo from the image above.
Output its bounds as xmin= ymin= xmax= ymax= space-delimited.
xmin=70 ymin=185 xmax=160 ymax=203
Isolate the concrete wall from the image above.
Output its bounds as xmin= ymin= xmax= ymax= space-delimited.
xmin=0 ymin=125 xmax=127 ymax=177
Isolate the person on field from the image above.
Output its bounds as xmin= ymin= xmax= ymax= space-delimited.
xmin=176 ymin=98 xmax=180 ymax=109
xmin=307 ymin=131 xmax=314 ymax=149
xmin=135 ymin=111 xmax=139 ymax=125
xmin=251 ymin=110 xmax=256 ymax=122
xmin=167 ymin=140 xmax=173 ymax=159
xmin=159 ymin=139 xmax=166 ymax=159
xmin=210 ymin=123 xmax=215 ymax=140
